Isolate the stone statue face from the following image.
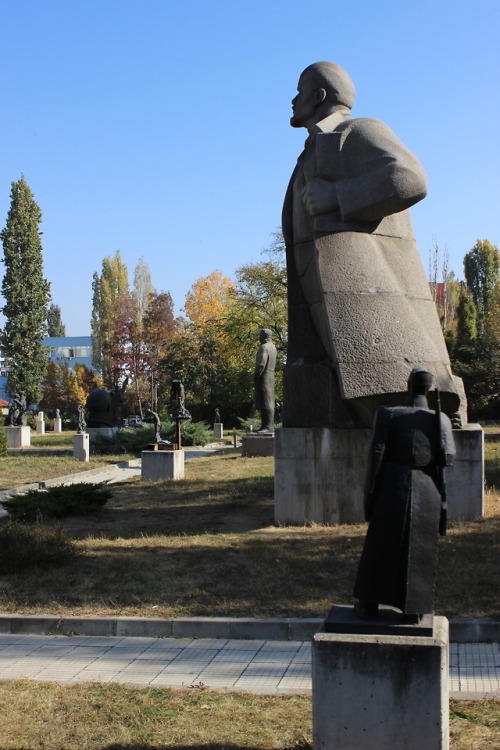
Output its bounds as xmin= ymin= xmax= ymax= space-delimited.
xmin=290 ymin=72 xmax=323 ymax=129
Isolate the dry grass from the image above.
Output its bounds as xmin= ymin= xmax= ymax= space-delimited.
xmin=0 ymin=446 xmax=498 ymax=619
xmin=0 ymin=681 xmax=496 ymax=750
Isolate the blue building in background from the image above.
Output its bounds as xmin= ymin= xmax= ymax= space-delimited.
xmin=0 ymin=336 xmax=93 ymax=401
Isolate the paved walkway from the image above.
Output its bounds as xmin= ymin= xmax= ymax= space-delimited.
xmin=0 ymin=633 xmax=498 ymax=699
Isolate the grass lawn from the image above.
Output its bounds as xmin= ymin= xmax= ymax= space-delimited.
xmin=0 ymin=681 xmax=497 ymax=750
xmin=0 ymin=428 xmax=498 ymax=619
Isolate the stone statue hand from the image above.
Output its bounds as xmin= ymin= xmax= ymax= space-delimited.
xmin=302 ymin=178 xmax=338 ymax=215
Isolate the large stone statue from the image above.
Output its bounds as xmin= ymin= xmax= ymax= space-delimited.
xmin=282 ymin=62 xmax=462 ymax=428
xmin=353 ymin=367 xmax=455 ymax=619
xmin=254 ymin=328 xmax=277 ymax=432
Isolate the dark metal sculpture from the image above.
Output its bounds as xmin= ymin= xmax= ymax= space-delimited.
xmin=7 ymin=392 xmax=27 ymax=426
xmin=111 ymin=376 xmax=129 ymax=427
xmin=77 ymin=404 xmax=87 ymax=434
xmin=254 ymin=329 xmax=277 ymax=432
xmin=146 ymin=409 xmax=162 ymax=444
xmin=85 ymin=388 xmax=114 ymax=427
xmin=170 ymin=380 xmax=191 ymax=449
xmin=353 ymin=367 xmax=455 ymax=620
xmin=214 ymin=408 xmax=221 ymax=424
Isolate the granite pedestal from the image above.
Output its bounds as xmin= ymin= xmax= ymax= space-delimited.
xmin=313 ymin=611 xmax=449 ymax=750
xmin=214 ymin=423 xmax=223 ymax=439
xmin=5 ymin=426 xmax=31 ymax=448
xmin=274 ymin=427 xmax=371 ymax=524
xmin=141 ymin=450 xmax=185 ymax=481
xmin=275 ymin=425 xmax=484 ymax=525
xmin=73 ymin=433 xmax=90 ymax=462
xmin=241 ymin=434 xmax=275 ymax=457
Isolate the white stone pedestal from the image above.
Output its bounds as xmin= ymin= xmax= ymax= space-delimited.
xmin=73 ymin=433 xmax=90 ymax=462
xmin=141 ymin=450 xmax=185 ymax=481
xmin=36 ymin=412 xmax=45 ymax=435
xmin=5 ymin=426 xmax=31 ymax=448
xmin=53 ymin=417 xmax=62 ymax=433
xmin=274 ymin=427 xmax=371 ymax=525
xmin=448 ymin=423 xmax=484 ymax=520
xmin=213 ymin=423 xmax=223 ymax=439
xmin=241 ymin=434 xmax=275 ymax=457
xmin=312 ymin=617 xmax=449 ymax=750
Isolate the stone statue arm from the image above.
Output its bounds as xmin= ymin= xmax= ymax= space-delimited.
xmin=440 ymin=412 xmax=456 ymax=467
xmin=364 ymin=407 xmax=391 ymax=520
xmin=314 ymin=118 xmax=427 ymax=223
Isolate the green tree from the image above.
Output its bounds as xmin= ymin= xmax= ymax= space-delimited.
xmin=463 ymin=239 xmax=500 ymax=332
xmin=47 ymin=303 xmax=66 ymax=337
xmin=0 ymin=176 xmax=51 ymax=405
xmin=91 ymin=250 xmax=129 ymax=385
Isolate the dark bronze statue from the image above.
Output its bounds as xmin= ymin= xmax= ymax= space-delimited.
xmin=170 ymin=380 xmax=191 ymax=422
xmin=146 ymin=409 xmax=162 ymax=444
xmin=77 ymin=404 xmax=86 ymax=434
xmin=85 ymin=388 xmax=113 ymax=427
xmin=111 ymin=376 xmax=129 ymax=427
xmin=254 ymin=329 xmax=277 ymax=432
xmin=214 ymin=408 xmax=221 ymax=424
xmin=7 ymin=392 xmax=27 ymax=426
xmin=282 ymin=62 xmax=464 ymax=428
xmin=353 ymin=367 xmax=455 ymax=620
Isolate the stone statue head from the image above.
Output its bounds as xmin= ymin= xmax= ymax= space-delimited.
xmin=291 ymin=62 xmax=356 ymax=129
xmin=408 ymin=366 xmax=434 ymax=396
xmin=259 ymin=328 xmax=273 ymax=343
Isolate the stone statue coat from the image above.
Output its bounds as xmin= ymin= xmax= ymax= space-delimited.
xmin=282 ymin=113 xmax=461 ymax=419
xmin=353 ymin=404 xmax=455 ymax=614
xmin=254 ymin=341 xmax=277 ymax=412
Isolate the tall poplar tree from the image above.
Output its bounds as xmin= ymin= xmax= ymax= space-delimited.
xmin=0 ymin=176 xmax=51 ymax=405
xmin=90 ymin=250 xmax=129 ymax=385
xmin=47 ymin=303 xmax=66 ymax=336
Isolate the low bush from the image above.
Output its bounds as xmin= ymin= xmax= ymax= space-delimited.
xmin=90 ymin=421 xmax=211 ymax=455
xmin=0 ymin=520 xmax=77 ymax=572
xmin=1 ymin=482 xmax=112 ymax=521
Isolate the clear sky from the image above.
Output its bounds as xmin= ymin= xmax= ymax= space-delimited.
xmin=1 ymin=0 xmax=499 ymax=336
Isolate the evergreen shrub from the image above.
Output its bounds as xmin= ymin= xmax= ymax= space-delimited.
xmin=1 ymin=482 xmax=112 ymax=521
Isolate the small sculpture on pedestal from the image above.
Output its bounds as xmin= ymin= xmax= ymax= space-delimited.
xmin=77 ymin=405 xmax=87 ymax=434
xmin=7 ymin=392 xmax=27 ymax=426
xmin=170 ymin=380 xmax=191 ymax=449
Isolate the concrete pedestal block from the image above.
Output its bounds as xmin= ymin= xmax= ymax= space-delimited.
xmin=86 ymin=427 xmax=118 ymax=441
xmin=36 ymin=413 xmax=45 ymax=435
xmin=312 ymin=617 xmax=449 ymax=750
xmin=141 ymin=450 xmax=185 ymax=481
xmin=213 ymin=423 xmax=223 ymax=439
xmin=274 ymin=427 xmax=371 ymax=525
xmin=241 ymin=434 xmax=275 ymax=457
xmin=5 ymin=426 xmax=31 ymax=448
xmin=447 ymin=424 xmax=484 ymax=520
xmin=53 ymin=418 xmax=62 ymax=433
xmin=275 ymin=424 xmax=484 ymax=525
xmin=73 ymin=433 xmax=90 ymax=462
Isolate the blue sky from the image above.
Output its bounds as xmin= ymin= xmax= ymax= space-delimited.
xmin=1 ymin=0 xmax=499 ymax=335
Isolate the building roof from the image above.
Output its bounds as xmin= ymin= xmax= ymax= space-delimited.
xmin=43 ymin=336 xmax=91 ymax=345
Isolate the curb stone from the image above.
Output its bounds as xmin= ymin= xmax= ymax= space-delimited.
xmin=0 ymin=614 xmax=497 ymax=643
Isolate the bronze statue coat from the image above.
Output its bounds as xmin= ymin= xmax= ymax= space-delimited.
xmin=353 ymin=403 xmax=455 ymax=614
xmin=282 ymin=113 xmax=461 ymax=422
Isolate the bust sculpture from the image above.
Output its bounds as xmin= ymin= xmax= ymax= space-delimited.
xmin=282 ymin=62 xmax=463 ymax=429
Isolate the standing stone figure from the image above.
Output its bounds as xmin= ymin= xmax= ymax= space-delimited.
xmin=353 ymin=367 xmax=455 ymax=619
xmin=254 ymin=329 xmax=277 ymax=432
xmin=282 ymin=62 xmax=463 ymax=429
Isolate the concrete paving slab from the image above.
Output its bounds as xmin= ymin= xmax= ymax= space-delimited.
xmin=0 ymin=634 xmax=497 ymax=698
